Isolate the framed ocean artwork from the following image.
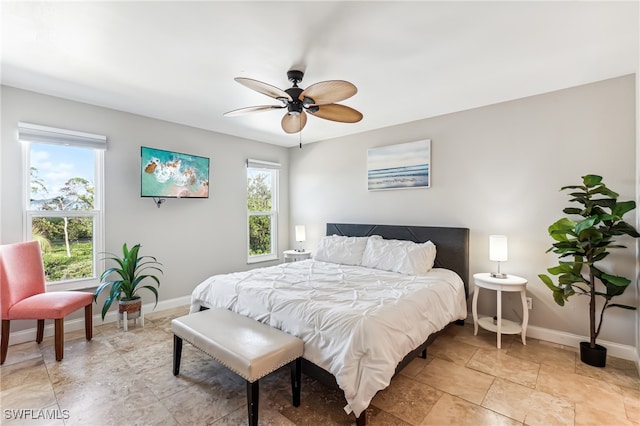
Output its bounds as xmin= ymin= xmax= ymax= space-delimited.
xmin=367 ymin=139 xmax=431 ymax=190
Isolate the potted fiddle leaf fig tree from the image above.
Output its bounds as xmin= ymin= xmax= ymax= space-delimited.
xmin=94 ymin=243 xmax=163 ymax=324
xmin=539 ymin=174 xmax=639 ymax=367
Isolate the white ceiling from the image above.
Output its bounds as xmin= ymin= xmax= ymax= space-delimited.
xmin=2 ymin=1 xmax=638 ymax=148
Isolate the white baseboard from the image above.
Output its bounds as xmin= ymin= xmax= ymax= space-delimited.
xmin=525 ymin=324 xmax=637 ymax=360
xmin=6 ymin=296 xmax=191 ymax=345
xmin=465 ymin=313 xmax=639 ymax=366
xmin=9 ymin=302 xmax=639 ymax=374
xmin=526 ymin=323 xmax=640 ymax=375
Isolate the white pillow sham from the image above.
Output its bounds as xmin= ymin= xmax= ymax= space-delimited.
xmin=314 ymin=235 xmax=371 ymax=266
xmin=361 ymin=237 xmax=437 ymax=275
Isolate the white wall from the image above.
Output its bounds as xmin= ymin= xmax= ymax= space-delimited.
xmin=2 ymin=77 xmax=637 ymax=350
xmin=289 ymin=75 xmax=638 ymax=347
xmin=1 ymin=85 xmax=290 ymax=331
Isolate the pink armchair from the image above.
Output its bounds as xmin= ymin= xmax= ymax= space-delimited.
xmin=1 ymin=241 xmax=93 ymax=363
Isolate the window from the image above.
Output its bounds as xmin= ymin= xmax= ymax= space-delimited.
xmin=19 ymin=122 xmax=106 ymax=290
xmin=247 ymin=159 xmax=279 ymax=263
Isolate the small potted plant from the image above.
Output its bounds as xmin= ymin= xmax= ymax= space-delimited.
xmin=94 ymin=243 xmax=163 ymax=322
xmin=539 ymin=174 xmax=639 ymax=367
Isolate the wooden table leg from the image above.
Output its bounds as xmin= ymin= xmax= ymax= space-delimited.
xmin=520 ymin=290 xmax=528 ymax=345
xmin=496 ymin=290 xmax=502 ymax=349
xmin=472 ymin=287 xmax=480 ymax=335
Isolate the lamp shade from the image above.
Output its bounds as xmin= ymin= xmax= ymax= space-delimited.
xmin=295 ymin=225 xmax=306 ymax=242
xmin=489 ymin=235 xmax=508 ymax=262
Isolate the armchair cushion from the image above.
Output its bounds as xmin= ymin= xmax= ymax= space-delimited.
xmin=7 ymin=291 xmax=93 ymax=320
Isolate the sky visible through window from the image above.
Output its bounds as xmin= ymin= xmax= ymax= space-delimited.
xmin=30 ymin=142 xmax=94 ymax=202
xmin=247 ymin=168 xmax=271 ymax=184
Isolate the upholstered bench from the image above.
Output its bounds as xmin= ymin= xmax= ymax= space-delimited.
xmin=171 ymin=308 xmax=304 ymax=426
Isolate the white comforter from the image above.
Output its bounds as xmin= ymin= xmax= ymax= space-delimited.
xmin=190 ymin=259 xmax=467 ymax=417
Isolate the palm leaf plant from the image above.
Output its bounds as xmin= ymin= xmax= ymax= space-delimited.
xmin=94 ymin=243 xmax=163 ymax=320
xmin=539 ymin=174 xmax=639 ymax=365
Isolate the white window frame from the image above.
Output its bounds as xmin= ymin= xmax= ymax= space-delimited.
xmin=247 ymin=159 xmax=279 ymax=264
xmin=20 ymin=122 xmax=106 ymax=290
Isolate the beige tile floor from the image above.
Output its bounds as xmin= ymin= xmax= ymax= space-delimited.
xmin=1 ymin=305 xmax=638 ymax=425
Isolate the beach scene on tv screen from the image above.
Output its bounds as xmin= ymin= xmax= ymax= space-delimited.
xmin=141 ymin=147 xmax=209 ymax=198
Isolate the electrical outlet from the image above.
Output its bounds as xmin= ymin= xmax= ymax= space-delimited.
xmin=526 ymin=297 xmax=533 ymax=310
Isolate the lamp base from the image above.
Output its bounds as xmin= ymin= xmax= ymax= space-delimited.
xmin=490 ymin=272 xmax=508 ymax=279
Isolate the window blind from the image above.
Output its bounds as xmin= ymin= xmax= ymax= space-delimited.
xmin=18 ymin=122 xmax=107 ymax=150
xmin=246 ymin=158 xmax=281 ymax=169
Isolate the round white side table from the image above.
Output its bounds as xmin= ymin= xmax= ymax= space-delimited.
xmin=472 ymin=272 xmax=528 ymax=349
xmin=283 ymin=250 xmax=312 ymax=263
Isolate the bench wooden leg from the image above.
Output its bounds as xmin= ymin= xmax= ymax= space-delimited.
xmin=173 ymin=335 xmax=183 ymax=376
xmin=290 ymin=358 xmax=301 ymax=407
xmin=247 ymin=379 xmax=259 ymax=426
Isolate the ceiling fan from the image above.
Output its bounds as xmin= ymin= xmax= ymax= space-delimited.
xmin=224 ymin=70 xmax=363 ymax=134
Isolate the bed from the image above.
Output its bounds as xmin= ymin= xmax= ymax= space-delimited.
xmin=190 ymin=223 xmax=469 ymax=424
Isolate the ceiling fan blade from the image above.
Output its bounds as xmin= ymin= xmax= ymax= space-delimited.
xmin=281 ymin=111 xmax=307 ymax=134
xmin=300 ymin=80 xmax=357 ymax=105
xmin=223 ymin=105 xmax=285 ymax=117
xmin=234 ymin=77 xmax=292 ymax=102
xmin=308 ymin=104 xmax=363 ymax=123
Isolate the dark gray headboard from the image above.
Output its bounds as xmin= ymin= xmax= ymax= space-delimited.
xmin=326 ymin=223 xmax=470 ymax=297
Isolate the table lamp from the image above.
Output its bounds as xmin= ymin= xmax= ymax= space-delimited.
xmin=489 ymin=235 xmax=508 ymax=278
xmin=295 ymin=225 xmax=306 ymax=252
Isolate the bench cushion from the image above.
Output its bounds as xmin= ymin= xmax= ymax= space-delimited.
xmin=171 ymin=308 xmax=303 ymax=382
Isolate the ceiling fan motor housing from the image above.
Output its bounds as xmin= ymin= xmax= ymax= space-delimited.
xmin=285 ymin=87 xmax=304 ymax=115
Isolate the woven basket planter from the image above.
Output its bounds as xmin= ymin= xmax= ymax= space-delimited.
xmin=118 ymin=298 xmax=141 ymax=320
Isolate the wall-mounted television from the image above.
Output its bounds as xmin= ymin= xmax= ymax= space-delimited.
xmin=141 ymin=146 xmax=210 ymax=199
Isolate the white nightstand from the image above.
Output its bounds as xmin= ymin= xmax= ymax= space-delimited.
xmin=283 ymin=250 xmax=312 ymax=263
xmin=472 ymin=272 xmax=528 ymax=349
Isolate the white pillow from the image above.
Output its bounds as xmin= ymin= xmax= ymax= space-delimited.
xmin=314 ymin=235 xmax=370 ymax=265
xmin=361 ymin=238 xmax=437 ymax=275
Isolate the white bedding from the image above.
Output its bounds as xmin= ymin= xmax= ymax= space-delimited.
xmin=190 ymin=259 xmax=467 ymax=417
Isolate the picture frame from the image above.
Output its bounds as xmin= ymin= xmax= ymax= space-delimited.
xmin=367 ymin=139 xmax=431 ymax=191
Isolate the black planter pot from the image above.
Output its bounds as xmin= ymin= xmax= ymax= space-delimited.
xmin=579 ymin=341 xmax=607 ymax=367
